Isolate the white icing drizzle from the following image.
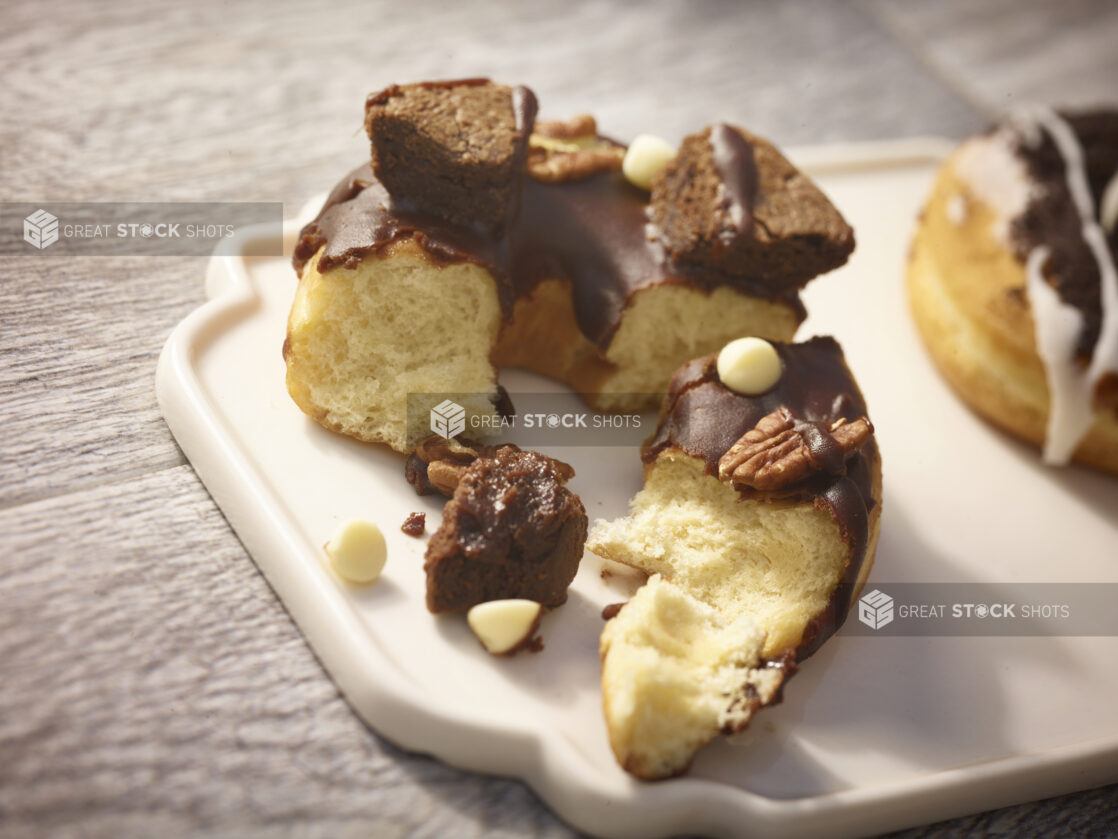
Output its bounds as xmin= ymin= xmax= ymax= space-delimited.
xmin=953 ymin=131 xmax=1033 ymax=244
xmin=1025 ymin=248 xmax=1095 ymax=462
xmin=1102 ymin=170 xmax=1118 ymax=235
xmin=1013 ymin=105 xmax=1118 ymax=464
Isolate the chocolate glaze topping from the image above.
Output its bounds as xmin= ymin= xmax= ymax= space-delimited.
xmin=294 ymin=164 xmax=803 ymax=349
xmin=1007 ymin=110 xmax=1118 ymax=359
xmin=792 ymin=413 xmax=848 ymax=475
xmin=710 ymin=122 xmax=759 ymax=245
xmin=499 ymin=84 xmax=539 ymax=230
xmin=645 ymin=337 xmax=877 ymax=658
xmin=511 ymin=172 xmax=799 ymax=348
xmin=292 ymin=165 xmax=506 ymax=280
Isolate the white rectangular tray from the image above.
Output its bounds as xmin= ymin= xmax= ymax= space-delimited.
xmin=156 ymin=140 xmax=1118 ymax=839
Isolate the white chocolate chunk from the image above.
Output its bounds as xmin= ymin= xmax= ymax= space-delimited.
xmin=325 ymin=519 xmax=386 ymax=584
xmin=716 ymin=337 xmax=783 ymax=395
xmin=467 ymin=599 xmax=543 ymax=656
xmin=622 ymin=134 xmax=676 ymax=190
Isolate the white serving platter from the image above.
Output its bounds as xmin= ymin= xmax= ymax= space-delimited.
xmin=156 ymin=140 xmax=1118 ymax=839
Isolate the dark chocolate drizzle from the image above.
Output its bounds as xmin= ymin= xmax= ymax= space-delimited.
xmin=644 ymin=337 xmax=877 ymax=659
xmin=1005 ymin=110 xmax=1118 ymax=359
xmin=792 ymin=414 xmax=848 ymax=476
xmin=710 ymin=122 xmax=759 ymax=244
xmin=505 ymin=86 xmax=538 ymax=227
xmin=294 ymin=165 xmax=802 ymax=349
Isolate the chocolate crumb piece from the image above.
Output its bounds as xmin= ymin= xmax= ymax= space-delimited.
xmin=601 ymin=602 xmax=626 ymax=620
xmin=651 ymin=123 xmax=854 ymax=293
xmin=424 ymin=448 xmax=588 ymax=613
xmin=401 ymin=512 xmax=426 ymax=537
xmin=492 ymin=384 xmax=516 ymax=420
xmin=525 ymin=635 xmax=545 ymax=654
xmin=404 ymin=452 xmax=437 ymax=496
xmin=405 ymin=435 xmax=574 ymax=498
xmin=365 ymin=79 xmax=538 ymax=233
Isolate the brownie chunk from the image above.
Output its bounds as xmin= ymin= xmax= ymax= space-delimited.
xmin=365 ymin=79 xmax=538 ymax=233
xmin=424 ymin=448 xmax=587 ymax=613
xmin=651 ymin=123 xmax=855 ymax=293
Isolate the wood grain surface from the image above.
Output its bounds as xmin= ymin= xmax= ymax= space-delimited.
xmin=1 ymin=1 xmax=1116 ymax=837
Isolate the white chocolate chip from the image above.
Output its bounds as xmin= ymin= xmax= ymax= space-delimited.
xmin=467 ymin=599 xmax=543 ymax=656
xmin=1101 ymin=170 xmax=1118 ymax=235
xmin=622 ymin=134 xmax=676 ymax=191
xmin=325 ymin=519 xmax=386 ymax=584
xmin=716 ymin=337 xmax=783 ymax=395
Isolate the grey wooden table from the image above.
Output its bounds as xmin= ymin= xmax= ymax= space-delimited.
xmin=2 ymin=1 xmax=1116 ymax=836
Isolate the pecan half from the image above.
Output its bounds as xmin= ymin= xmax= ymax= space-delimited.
xmin=408 ymin=437 xmax=493 ymax=496
xmin=406 ymin=435 xmax=575 ymax=497
xmin=535 ymin=114 xmax=599 ymax=140
xmin=718 ymin=407 xmax=872 ymax=492
xmin=527 ymin=114 xmax=624 ymax=183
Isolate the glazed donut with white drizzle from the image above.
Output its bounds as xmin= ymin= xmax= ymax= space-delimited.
xmin=907 ymin=107 xmax=1118 ymax=474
